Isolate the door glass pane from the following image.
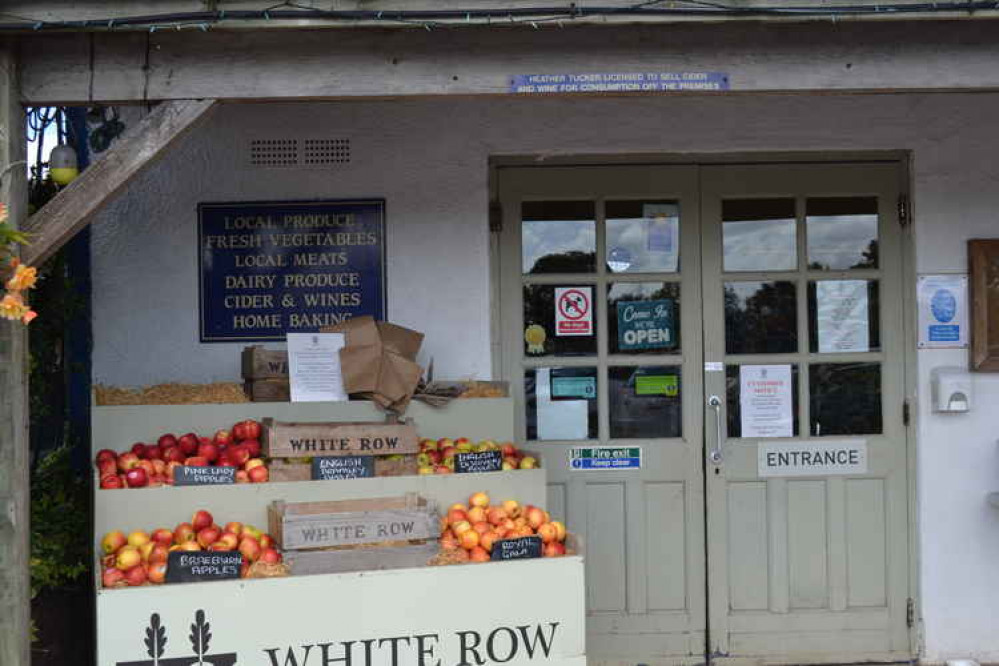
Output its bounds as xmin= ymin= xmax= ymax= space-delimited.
xmin=808 ymin=280 xmax=881 ymax=353
xmin=609 ymin=366 xmax=682 ymax=438
xmin=806 ymin=197 xmax=878 ymax=270
xmin=725 ymin=365 xmax=799 ymax=438
xmin=809 ymin=362 xmax=882 ymax=435
xmin=522 ymin=201 xmax=596 ymax=274
xmin=525 ymin=367 xmax=599 ymax=440
xmin=523 ymin=284 xmax=597 ymax=356
xmin=605 ymin=200 xmax=680 ymax=273
xmin=723 ymin=199 xmax=797 ymax=272
xmin=608 ymin=282 xmax=681 ymax=355
xmin=724 ymin=281 xmax=798 ymax=354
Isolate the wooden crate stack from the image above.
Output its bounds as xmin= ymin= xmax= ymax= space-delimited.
xmin=242 ymin=346 xmax=290 ymax=402
xmin=263 ymin=418 xmax=420 ymax=481
xmin=269 ymin=494 xmax=440 ymax=575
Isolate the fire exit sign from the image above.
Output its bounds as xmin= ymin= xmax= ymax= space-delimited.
xmin=568 ymin=447 xmax=642 ymax=470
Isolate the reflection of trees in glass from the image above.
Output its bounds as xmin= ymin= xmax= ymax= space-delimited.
xmin=529 ymin=251 xmax=596 ymax=275
xmin=808 ymin=239 xmax=878 ymax=270
xmin=810 ymin=363 xmax=882 ymax=435
xmin=725 ymin=282 xmax=797 ymax=354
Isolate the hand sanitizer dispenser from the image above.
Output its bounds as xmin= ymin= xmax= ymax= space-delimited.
xmin=931 ymin=367 xmax=971 ymax=412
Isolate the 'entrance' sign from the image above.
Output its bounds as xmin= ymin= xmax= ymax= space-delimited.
xmin=758 ymin=439 xmax=868 ymax=477
xmin=199 ymin=200 xmax=385 ymax=342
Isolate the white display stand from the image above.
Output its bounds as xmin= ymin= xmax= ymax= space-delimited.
xmin=92 ymin=398 xmax=587 ymax=666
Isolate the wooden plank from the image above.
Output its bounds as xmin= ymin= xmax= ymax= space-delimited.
xmin=284 ymin=542 xmax=440 ymax=576
xmin=241 ymin=346 xmax=288 ymax=380
xmin=19 ymin=20 xmax=999 ymax=105
xmin=20 ymin=98 xmax=217 ymax=265
xmin=0 ymin=45 xmax=29 ymax=666
xmin=263 ymin=418 xmax=419 ymax=458
xmin=243 ymin=378 xmax=290 ymax=403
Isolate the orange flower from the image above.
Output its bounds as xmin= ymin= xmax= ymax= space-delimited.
xmin=6 ymin=262 xmax=37 ymax=291
xmin=0 ymin=291 xmax=29 ymax=321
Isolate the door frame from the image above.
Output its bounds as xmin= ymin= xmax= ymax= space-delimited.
xmin=487 ymin=152 xmax=920 ymax=661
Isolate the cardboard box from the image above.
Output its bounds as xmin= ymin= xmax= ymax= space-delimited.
xmin=323 ymin=316 xmax=424 ymax=413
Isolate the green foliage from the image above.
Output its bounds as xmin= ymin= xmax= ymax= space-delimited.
xmin=29 ymin=445 xmax=89 ymax=600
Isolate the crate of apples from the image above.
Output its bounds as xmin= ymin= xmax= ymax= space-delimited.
xmin=437 ymin=492 xmax=567 ymax=563
xmin=95 ymin=419 xmax=269 ymax=489
xmin=417 ymin=438 xmax=538 ymax=475
xmin=100 ymin=509 xmax=282 ymax=588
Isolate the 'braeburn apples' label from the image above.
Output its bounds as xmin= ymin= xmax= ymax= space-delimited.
xmin=491 ymin=535 xmax=543 ymax=561
xmin=312 ymin=455 xmax=375 ymax=480
xmin=166 ymin=551 xmax=242 ymax=583
xmin=455 ymin=450 xmax=503 ymax=474
xmin=175 ymin=465 xmax=236 ymax=486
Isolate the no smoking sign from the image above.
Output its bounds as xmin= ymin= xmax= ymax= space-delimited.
xmin=555 ymin=287 xmax=593 ymax=336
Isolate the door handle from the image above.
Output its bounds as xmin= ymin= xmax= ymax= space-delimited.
xmin=707 ymin=395 xmax=723 ymax=465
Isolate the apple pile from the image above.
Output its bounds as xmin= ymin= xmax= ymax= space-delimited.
xmin=95 ymin=419 xmax=269 ymax=488
xmin=417 ymin=438 xmax=539 ymax=475
xmin=100 ymin=509 xmax=281 ymax=588
xmin=438 ymin=492 xmax=567 ymax=563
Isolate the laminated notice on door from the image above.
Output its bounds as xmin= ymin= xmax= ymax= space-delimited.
xmin=816 ymin=280 xmax=869 ymax=353
xmin=740 ymin=364 xmax=793 ymax=438
xmin=537 ymin=368 xmax=588 ymax=440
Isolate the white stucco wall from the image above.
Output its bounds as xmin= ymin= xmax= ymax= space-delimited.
xmin=91 ymin=93 xmax=999 ymax=661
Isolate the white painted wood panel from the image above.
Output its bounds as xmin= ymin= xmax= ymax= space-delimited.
xmin=645 ymin=482 xmax=686 ymax=611
xmin=727 ymin=482 xmax=769 ymax=611
xmin=787 ymin=480 xmax=829 ymax=610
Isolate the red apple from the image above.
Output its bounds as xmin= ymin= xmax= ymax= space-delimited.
xmin=157 ymin=433 xmax=179 ymax=450
xmin=163 ymin=446 xmax=185 ymax=463
xmin=97 ymin=458 xmax=117 ymax=476
xmin=501 ymin=443 xmax=518 ymax=457
xmin=486 ymin=507 xmax=508 ymax=526
xmin=241 ymin=439 xmax=261 ymax=458
xmin=95 ymin=449 xmax=117 ymax=465
xmin=102 ymin=567 xmax=126 ymax=588
xmin=117 ymin=452 xmax=140 ymax=472
xmin=124 ymin=565 xmax=148 ymax=586
xmin=469 ymin=492 xmax=490 ymax=508
xmin=131 ymin=442 xmax=148 ymax=458
xmin=101 ymin=530 xmax=127 ymax=554
xmin=244 ymin=458 xmax=265 ymax=471
xmin=239 ymin=536 xmax=262 ymax=562
xmin=441 ymin=531 xmax=460 ymax=551
xmin=151 ymin=459 xmax=166 ymax=475
xmin=259 ymin=547 xmax=281 ymax=564
xmin=147 ymin=562 xmax=167 ymax=584
xmin=192 ymin=510 xmax=213 ymax=532
xmin=446 ymin=508 xmax=468 ymax=525
xmin=434 ymin=465 xmax=453 ymax=475
xmin=459 ymin=529 xmax=480 ymax=550
xmin=100 ymin=474 xmax=124 ymax=490
xmin=426 ymin=450 xmax=442 ymax=465
xmin=213 ymin=429 xmax=232 ymax=447
xmin=472 ymin=521 xmax=491 ymax=536
xmin=525 ymin=505 xmax=546 ymax=529
xmin=244 ymin=420 xmax=262 ymax=440
xmin=165 ymin=461 xmax=181 ymax=480
xmin=179 ymin=541 xmax=201 ymax=552
xmin=197 ymin=526 xmax=221 ymax=548
xmin=480 ymin=531 xmax=499 ymax=552
xmin=184 ymin=456 xmax=208 ymax=467
xmin=218 ymin=532 xmax=240 ymax=550
xmin=177 ymin=433 xmax=198 ymax=456
xmin=467 ymin=506 xmax=487 ymax=524
xmin=137 ymin=460 xmax=155 ymax=477
xmin=259 ymin=534 xmax=273 ymax=550
xmin=151 ymin=528 xmax=174 ymax=546
xmin=229 ymin=445 xmax=251 ymax=467
xmin=235 ymin=470 xmax=250 ymax=484
xmin=469 ymin=546 xmax=490 ymax=562
xmin=124 ymin=467 xmax=148 ymax=488
xmin=197 ymin=442 xmax=219 ymax=463
xmin=537 ymin=522 xmax=558 ymax=544
xmin=148 ymin=544 xmax=170 ymax=564
xmin=543 ymin=541 xmax=566 ymax=557
xmin=145 ymin=444 xmax=163 ymax=461
xmin=116 ymin=546 xmax=142 ymax=570
xmin=441 ymin=446 xmax=457 ymax=459
xmin=248 ymin=465 xmax=269 ymax=483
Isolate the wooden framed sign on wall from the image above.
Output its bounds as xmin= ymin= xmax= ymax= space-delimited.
xmin=968 ymin=239 xmax=999 ymax=371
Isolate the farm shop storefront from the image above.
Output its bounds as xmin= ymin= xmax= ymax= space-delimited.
xmin=6 ymin=12 xmax=999 ymax=666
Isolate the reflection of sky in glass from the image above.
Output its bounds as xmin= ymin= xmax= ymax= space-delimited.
xmin=606 ymin=213 xmax=679 ymax=273
xmin=522 ymin=219 xmax=595 ymax=273
xmin=723 ymin=219 xmax=797 ymax=271
xmin=807 ymin=214 xmax=878 ymax=269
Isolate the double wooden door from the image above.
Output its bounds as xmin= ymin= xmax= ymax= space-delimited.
xmin=498 ymin=162 xmax=912 ymax=665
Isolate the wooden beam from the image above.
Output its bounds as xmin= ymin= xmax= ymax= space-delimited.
xmin=0 ymin=45 xmax=30 ymax=666
xmin=16 ymin=19 xmax=999 ymax=105
xmin=21 ymin=98 xmax=217 ymax=265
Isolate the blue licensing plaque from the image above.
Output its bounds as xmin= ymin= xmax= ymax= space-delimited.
xmin=199 ymin=200 xmax=386 ymax=342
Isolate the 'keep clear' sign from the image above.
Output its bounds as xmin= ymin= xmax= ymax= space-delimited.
xmin=199 ymin=200 xmax=385 ymax=342
xmin=758 ymin=439 xmax=868 ymax=478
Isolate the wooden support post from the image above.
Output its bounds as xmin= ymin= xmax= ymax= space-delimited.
xmin=0 ymin=44 xmax=30 ymax=666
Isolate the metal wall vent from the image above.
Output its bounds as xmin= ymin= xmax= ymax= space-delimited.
xmin=250 ymin=138 xmax=298 ymax=167
xmin=248 ymin=138 xmax=351 ymax=167
xmin=304 ymin=138 xmax=351 ymax=165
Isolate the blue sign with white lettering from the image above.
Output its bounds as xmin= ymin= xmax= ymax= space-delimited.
xmin=199 ymin=200 xmax=385 ymax=342
xmin=511 ymin=72 xmax=729 ymax=94
xmin=617 ymin=299 xmax=675 ymax=351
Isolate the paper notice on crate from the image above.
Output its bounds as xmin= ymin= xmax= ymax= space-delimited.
xmin=816 ymin=280 xmax=869 ymax=353
xmin=537 ymin=368 xmax=588 ymax=440
xmin=740 ymin=364 xmax=793 ymax=438
xmin=287 ymin=332 xmax=348 ymax=402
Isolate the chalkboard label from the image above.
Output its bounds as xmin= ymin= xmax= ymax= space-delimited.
xmin=311 ymin=455 xmax=375 ymax=480
xmin=490 ymin=535 xmax=543 ymax=561
xmin=174 ymin=466 xmax=237 ymax=486
xmin=166 ymin=551 xmax=242 ymax=583
xmin=455 ymin=450 xmax=503 ymax=474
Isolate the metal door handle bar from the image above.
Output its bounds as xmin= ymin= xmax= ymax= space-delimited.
xmin=708 ymin=395 xmax=723 ymax=465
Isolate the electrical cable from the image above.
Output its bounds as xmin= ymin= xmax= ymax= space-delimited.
xmin=0 ymin=1 xmax=997 ymax=32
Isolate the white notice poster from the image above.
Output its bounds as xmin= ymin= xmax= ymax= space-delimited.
xmin=816 ymin=280 xmax=869 ymax=353
xmin=536 ymin=368 xmax=588 ymax=440
xmin=740 ymin=364 xmax=793 ymax=438
xmin=917 ymin=274 xmax=968 ymax=348
xmin=643 ymin=204 xmax=679 ymax=272
xmin=287 ymin=332 xmax=348 ymax=403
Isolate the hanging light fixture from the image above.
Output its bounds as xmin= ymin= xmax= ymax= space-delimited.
xmin=49 ymin=143 xmax=79 ymax=185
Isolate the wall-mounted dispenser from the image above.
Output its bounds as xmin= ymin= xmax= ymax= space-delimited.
xmin=931 ymin=367 xmax=972 ymax=412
